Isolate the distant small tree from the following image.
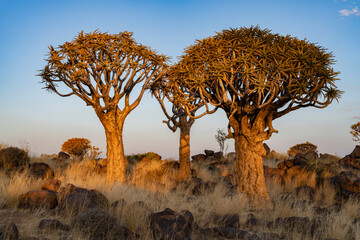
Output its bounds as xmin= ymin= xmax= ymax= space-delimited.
xmin=85 ymin=145 xmax=103 ymax=160
xmin=215 ymin=129 xmax=227 ymax=154
xmin=288 ymin=141 xmax=318 ymax=157
xmin=350 ymin=122 xmax=360 ymax=142
xmin=150 ymin=67 xmax=216 ymax=180
xmin=61 ymin=138 xmax=91 ymax=160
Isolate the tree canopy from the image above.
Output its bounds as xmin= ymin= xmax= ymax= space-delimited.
xmin=174 ymin=26 xmax=342 ymax=141
xmin=40 ymin=30 xmax=168 ymax=116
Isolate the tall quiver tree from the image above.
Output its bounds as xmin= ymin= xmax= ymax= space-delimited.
xmin=150 ymin=65 xmax=217 ymax=180
xmin=40 ymin=30 xmax=168 ymax=183
xmin=178 ymin=26 xmax=342 ymax=207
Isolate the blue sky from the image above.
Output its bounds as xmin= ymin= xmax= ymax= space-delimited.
xmin=0 ymin=0 xmax=359 ymax=158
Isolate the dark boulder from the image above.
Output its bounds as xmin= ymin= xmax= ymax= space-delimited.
xmin=191 ymin=154 xmax=207 ymax=162
xmin=0 ymin=223 xmax=19 ymax=240
xmin=340 ymin=171 xmax=358 ymax=181
xmin=0 ymin=147 xmax=29 ymax=171
xmin=339 ymin=155 xmax=360 ymax=170
xmin=149 ymin=208 xmax=193 ymax=240
xmin=213 ymin=152 xmax=223 ymax=159
xmin=18 ymin=190 xmax=58 ymax=210
xmin=350 ymin=145 xmax=360 ymax=158
xmin=58 ymin=151 xmax=70 ymax=161
xmin=38 ymin=219 xmax=70 ymax=233
xmin=41 ymin=179 xmax=62 ymax=192
xmin=72 ymin=208 xmax=133 ymax=240
xmin=204 ymin=150 xmax=214 ymax=156
xmin=245 ymin=214 xmax=271 ymax=230
xmin=29 ymin=162 xmax=54 ymax=179
xmin=208 ymin=213 xmax=239 ymax=228
xmin=56 ymin=187 xmax=109 ymax=216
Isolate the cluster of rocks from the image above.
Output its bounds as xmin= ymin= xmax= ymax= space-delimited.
xmin=264 ymin=146 xmax=360 ymax=200
xmin=5 ymin=179 xmax=281 ymax=240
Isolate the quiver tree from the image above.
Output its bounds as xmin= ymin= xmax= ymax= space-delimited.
xmin=350 ymin=122 xmax=360 ymax=142
xmin=61 ymin=137 xmax=91 ymax=160
xmin=176 ymin=26 xmax=341 ymax=207
xmin=40 ymin=30 xmax=168 ymax=183
xmin=287 ymin=141 xmax=318 ymax=157
xmin=150 ymin=66 xmax=217 ymax=180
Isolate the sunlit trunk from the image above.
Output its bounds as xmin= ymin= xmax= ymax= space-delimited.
xmin=179 ymin=125 xmax=191 ymax=180
xmin=98 ymin=110 xmax=127 ymax=183
xmin=105 ymin=128 xmax=126 ymax=183
xmin=234 ymin=133 xmax=271 ymax=208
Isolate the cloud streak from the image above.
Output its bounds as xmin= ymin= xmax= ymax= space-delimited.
xmin=339 ymin=6 xmax=360 ymax=16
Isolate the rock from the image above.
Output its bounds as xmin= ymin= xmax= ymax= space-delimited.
xmin=213 ymin=152 xmax=223 ymax=159
xmin=276 ymin=162 xmax=287 ymax=170
xmin=204 ymin=150 xmax=214 ymax=156
xmin=179 ymin=210 xmax=194 ymax=227
xmin=56 ymin=187 xmax=109 ymax=216
xmin=41 ymin=179 xmax=62 ymax=192
xmin=208 ymin=213 xmax=239 ymax=228
xmin=38 ymin=219 xmax=70 ymax=233
xmin=18 ymin=190 xmax=58 ymax=210
xmin=58 ymin=151 xmax=70 ymax=161
xmin=0 ymin=147 xmax=29 ymax=171
xmin=0 ymin=223 xmax=19 ymax=240
xmin=340 ymin=171 xmax=358 ymax=181
xmin=320 ymin=153 xmax=339 ymax=161
xmin=149 ymin=208 xmax=192 ymax=240
xmin=269 ymin=216 xmax=311 ymax=233
xmin=57 ymin=184 xmax=78 ymax=202
xmin=350 ymin=145 xmax=360 ymax=158
xmin=284 ymin=160 xmax=295 ymax=168
xmin=245 ymin=215 xmax=271 ymax=229
xmin=293 ymin=153 xmax=308 ymax=165
xmin=191 ymin=154 xmax=207 ymax=162
xmin=330 ymin=175 xmax=360 ymax=198
xmin=339 ymin=155 xmax=360 ymax=170
xmin=72 ymin=208 xmax=133 ymax=240
xmin=264 ymin=168 xmax=285 ymax=185
xmin=313 ymin=206 xmax=331 ymax=216
xmin=29 ymin=162 xmax=54 ymax=179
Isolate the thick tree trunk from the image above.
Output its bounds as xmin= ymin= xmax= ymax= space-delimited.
xmin=97 ymin=110 xmax=127 ymax=184
xmin=234 ymin=134 xmax=271 ymax=208
xmin=179 ymin=126 xmax=191 ymax=180
xmin=105 ymin=127 xmax=126 ymax=183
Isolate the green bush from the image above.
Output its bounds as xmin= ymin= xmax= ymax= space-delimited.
xmin=0 ymin=147 xmax=30 ymax=170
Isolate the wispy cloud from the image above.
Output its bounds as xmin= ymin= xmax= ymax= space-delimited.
xmin=352 ymin=116 xmax=360 ymax=120
xmin=339 ymin=6 xmax=360 ymax=16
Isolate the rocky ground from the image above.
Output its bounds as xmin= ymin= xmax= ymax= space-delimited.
xmin=0 ymin=146 xmax=360 ymax=240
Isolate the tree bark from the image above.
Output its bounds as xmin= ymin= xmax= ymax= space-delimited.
xmin=234 ymin=133 xmax=271 ymax=208
xmin=179 ymin=125 xmax=191 ymax=180
xmin=97 ymin=110 xmax=127 ymax=183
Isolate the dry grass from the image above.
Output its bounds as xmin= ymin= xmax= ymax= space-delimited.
xmin=0 ymin=151 xmax=359 ymax=240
